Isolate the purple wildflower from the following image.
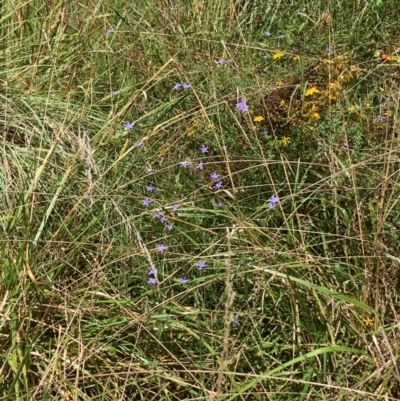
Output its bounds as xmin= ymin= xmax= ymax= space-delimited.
xmin=236 ymin=99 xmax=249 ymax=112
xmin=145 ymin=166 xmax=152 ymax=173
xmin=148 ymin=266 xmax=157 ymax=276
xmin=111 ymin=90 xmax=119 ymax=96
xmin=182 ymin=83 xmax=191 ymax=90
xmin=232 ymin=315 xmax=239 ymax=327
xmin=214 ymin=181 xmax=223 ymax=190
xmin=166 ymin=224 xmax=174 ymax=231
xmin=326 ymin=45 xmax=334 ymax=54
xmin=278 ymin=33 xmax=285 ymax=39
xmin=217 ymin=58 xmax=226 ymax=65
xmin=124 ymin=121 xmax=135 ymax=130
xmin=200 ymin=145 xmax=209 ymax=154
xmin=263 ymin=128 xmax=269 ymax=135
xmin=154 ymin=212 xmax=167 ymax=223
xmin=106 ymin=28 xmax=114 ymax=37
xmin=142 ymin=198 xmax=152 ymax=206
xmin=135 ymin=141 xmax=144 ymax=148
xmin=179 ymin=276 xmax=189 ymax=284
xmin=196 ymin=161 xmax=205 ymax=170
xmin=378 ymin=114 xmax=385 ymax=121
xmin=196 ymin=260 xmax=207 ymax=270
xmin=172 ymin=204 xmax=180 ymax=211
xmin=145 ymin=184 xmax=155 ymax=192
xmin=269 ymin=195 xmax=279 ymax=209
xmin=343 ymin=141 xmax=348 ymax=148
xmin=210 ymin=172 xmax=220 ymax=180
xmin=179 ymin=161 xmax=191 ymax=168
xmin=216 ymin=201 xmax=223 ymax=207
xmin=156 ymin=244 xmax=167 ymax=253
xmin=265 ymin=31 xmax=272 ymax=37
xmin=173 ymin=83 xmax=182 ymax=91
xmin=148 ymin=277 xmax=157 ymax=285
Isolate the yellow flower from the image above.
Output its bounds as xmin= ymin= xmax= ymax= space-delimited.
xmin=350 ymin=65 xmax=360 ymax=75
xmin=254 ymin=115 xmax=265 ymax=122
xmin=363 ymin=317 xmax=374 ymax=327
xmin=276 ymin=80 xmax=284 ymax=86
xmin=279 ymin=99 xmax=286 ymax=107
xmin=281 ymin=136 xmax=290 ymax=146
xmin=293 ymin=55 xmax=300 ymax=61
xmin=347 ymin=105 xmax=357 ymax=113
xmin=305 ymin=86 xmax=319 ymax=96
xmin=309 ymin=112 xmax=320 ymax=121
xmin=273 ymin=51 xmax=284 ymax=59
xmin=186 ymin=127 xmax=196 ymax=137
xmin=208 ymin=123 xmax=216 ymax=129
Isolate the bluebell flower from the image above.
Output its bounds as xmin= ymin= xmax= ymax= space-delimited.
xmin=173 ymin=83 xmax=182 ymax=90
xmin=278 ymin=33 xmax=285 ymax=39
xmin=236 ymin=99 xmax=249 ymax=112
xmin=269 ymin=195 xmax=279 ymax=208
xmin=217 ymin=58 xmax=226 ymax=65
xmin=145 ymin=166 xmax=152 ymax=173
xmin=210 ymin=172 xmax=220 ymax=180
xmin=214 ymin=181 xmax=223 ymax=190
xmin=265 ymin=31 xmax=272 ymax=37
xmin=180 ymin=161 xmax=191 ymax=168
xmin=145 ymin=184 xmax=155 ymax=192
xmin=196 ymin=161 xmax=205 ymax=170
xmin=232 ymin=315 xmax=239 ymax=327
xmin=172 ymin=204 xmax=180 ymax=211
xmin=216 ymin=201 xmax=223 ymax=207
xmin=124 ymin=121 xmax=135 ymax=130
xmin=263 ymin=128 xmax=269 ymax=135
xmin=179 ymin=276 xmax=189 ymax=284
xmin=106 ymin=28 xmax=114 ymax=37
xmin=148 ymin=277 xmax=157 ymax=285
xmin=111 ymin=90 xmax=119 ymax=96
xmin=157 ymin=244 xmax=167 ymax=253
xmin=166 ymin=224 xmax=174 ymax=231
xmin=142 ymin=198 xmax=152 ymax=206
xmin=196 ymin=260 xmax=207 ymax=270
xmin=182 ymin=83 xmax=191 ymax=90
xmin=200 ymin=145 xmax=209 ymax=154
xmin=148 ymin=266 xmax=157 ymax=276
xmin=378 ymin=114 xmax=385 ymax=121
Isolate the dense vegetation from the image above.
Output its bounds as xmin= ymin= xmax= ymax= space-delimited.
xmin=1 ymin=0 xmax=400 ymax=399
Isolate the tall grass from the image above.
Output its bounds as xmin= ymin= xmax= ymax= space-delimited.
xmin=1 ymin=0 xmax=400 ymax=399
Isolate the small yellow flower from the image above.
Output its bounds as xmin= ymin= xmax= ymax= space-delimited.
xmin=208 ymin=123 xmax=216 ymax=129
xmin=281 ymin=136 xmax=290 ymax=146
xmin=273 ymin=51 xmax=284 ymax=60
xmin=305 ymin=86 xmax=319 ymax=96
xmin=293 ymin=55 xmax=300 ymax=61
xmin=276 ymin=80 xmax=284 ymax=86
xmin=350 ymin=65 xmax=360 ymax=75
xmin=309 ymin=112 xmax=320 ymax=121
xmin=253 ymin=115 xmax=265 ymax=122
xmin=348 ymin=105 xmax=357 ymax=113
xmin=279 ymin=99 xmax=286 ymax=107
xmin=186 ymin=127 xmax=196 ymax=137
xmin=363 ymin=317 xmax=374 ymax=327
xmin=364 ymin=102 xmax=371 ymax=110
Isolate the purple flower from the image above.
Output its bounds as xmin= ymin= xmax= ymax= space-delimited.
xmin=326 ymin=45 xmax=334 ymax=54
xmin=124 ymin=121 xmax=135 ymax=130
xmin=166 ymin=224 xmax=174 ymax=231
xmin=148 ymin=266 xmax=157 ymax=276
xmin=148 ymin=277 xmax=157 ymax=285
xmin=173 ymin=83 xmax=182 ymax=90
xmin=299 ymin=13 xmax=306 ymax=18
xmin=232 ymin=315 xmax=239 ymax=327
xmin=142 ymin=198 xmax=152 ymax=206
xmin=214 ymin=181 xmax=223 ymax=190
xmin=145 ymin=184 xmax=155 ymax=192
xmin=216 ymin=201 xmax=223 ymax=207
xmin=156 ymin=244 xmax=167 ymax=253
xmin=378 ymin=114 xmax=385 ymax=121
xmin=210 ymin=172 xmax=220 ymax=180
xmin=343 ymin=141 xmax=348 ymax=148
xmin=154 ymin=212 xmax=167 ymax=223
xmin=269 ymin=195 xmax=279 ymax=209
xmin=217 ymin=58 xmax=226 ymax=65
xmin=196 ymin=161 xmax=205 ymax=170
xmin=200 ymin=145 xmax=209 ymax=154
xmin=179 ymin=161 xmax=191 ymax=168
xmin=265 ymin=31 xmax=272 ymax=37
xmin=111 ymin=90 xmax=119 ymax=96
xmin=236 ymin=98 xmax=249 ymax=112
xmin=106 ymin=28 xmax=114 ymax=37
xmin=145 ymin=166 xmax=152 ymax=173
xmin=196 ymin=260 xmax=207 ymax=270
xmin=135 ymin=141 xmax=143 ymax=148
xmin=278 ymin=33 xmax=285 ymax=39
xmin=172 ymin=204 xmax=180 ymax=211
xmin=179 ymin=276 xmax=189 ymax=284
xmin=182 ymin=83 xmax=191 ymax=90
xmin=263 ymin=128 xmax=269 ymax=135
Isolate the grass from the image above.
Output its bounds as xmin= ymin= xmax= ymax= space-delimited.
xmin=1 ymin=0 xmax=400 ymax=399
